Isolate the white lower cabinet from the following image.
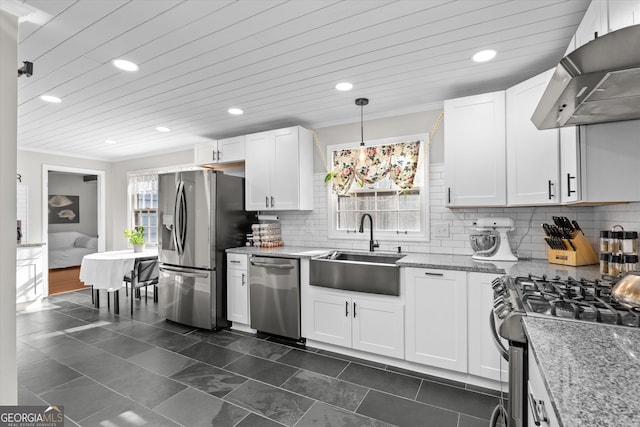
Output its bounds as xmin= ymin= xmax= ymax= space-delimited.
xmin=227 ymin=254 xmax=249 ymax=325
xmin=404 ymin=268 xmax=468 ymax=372
xmin=16 ymin=246 xmax=44 ymax=303
xmin=305 ymin=288 xmax=404 ymax=359
xmin=528 ymin=354 xmax=560 ymax=427
xmin=467 ymin=273 xmax=508 ymax=381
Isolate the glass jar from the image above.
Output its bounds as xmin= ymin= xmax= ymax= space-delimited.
xmin=609 ymin=231 xmax=623 ymax=254
xmin=600 ymin=253 xmax=610 ymax=275
xmin=600 ymin=231 xmax=610 ymax=253
xmin=621 ymin=231 xmax=638 ymax=255
xmin=609 ymin=254 xmax=623 ymax=277
xmin=622 ymin=254 xmax=638 ymax=274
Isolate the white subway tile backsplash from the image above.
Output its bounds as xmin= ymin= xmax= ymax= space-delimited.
xmin=274 ymin=167 xmax=640 ymax=260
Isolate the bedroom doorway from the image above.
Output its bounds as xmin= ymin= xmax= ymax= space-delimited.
xmin=43 ymin=165 xmax=106 ymax=295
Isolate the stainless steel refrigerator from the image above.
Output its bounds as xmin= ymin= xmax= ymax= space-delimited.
xmin=158 ymin=170 xmax=250 ymax=330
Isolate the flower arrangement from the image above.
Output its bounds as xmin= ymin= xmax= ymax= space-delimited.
xmin=124 ymin=226 xmax=145 ymax=246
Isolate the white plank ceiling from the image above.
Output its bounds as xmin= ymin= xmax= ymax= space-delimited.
xmin=10 ymin=0 xmax=590 ymax=162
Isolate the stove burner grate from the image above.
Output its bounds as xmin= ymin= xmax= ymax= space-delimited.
xmin=513 ymin=275 xmax=638 ymax=328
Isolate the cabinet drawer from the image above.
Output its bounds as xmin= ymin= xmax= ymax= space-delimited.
xmin=17 ymin=246 xmax=43 ymax=260
xmin=227 ymin=253 xmax=247 ymax=270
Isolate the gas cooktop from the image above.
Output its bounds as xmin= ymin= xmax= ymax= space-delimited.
xmin=512 ymin=275 xmax=640 ymax=328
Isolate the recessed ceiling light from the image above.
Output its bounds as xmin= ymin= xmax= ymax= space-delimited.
xmin=155 ymin=126 xmax=171 ymax=132
xmin=112 ymin=59 xmax=139 ymax=72
xmin=40 ymin=95 xmax=61 ymax=103
xmin=335 ymin=82 xmax=353 ymax=91
xmin=105 ymin=140 xmax=117 ymax=145
xmin=472 ymin=49 xmax=497 ymax=63
xmin=228 ymin=108 xmax=244 ymax=115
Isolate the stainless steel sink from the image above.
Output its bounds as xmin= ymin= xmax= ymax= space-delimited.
xmin=309 ymin=251 xmax=405 ymax=296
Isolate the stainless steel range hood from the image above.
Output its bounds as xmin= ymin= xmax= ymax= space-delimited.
xmin=532 ymin=24 xmax=640 ymax=130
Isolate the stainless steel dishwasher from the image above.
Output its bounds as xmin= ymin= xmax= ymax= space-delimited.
xmin=249 ymin=255 xmax=300 ymax=340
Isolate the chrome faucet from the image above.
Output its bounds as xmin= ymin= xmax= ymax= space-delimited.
xmin=359 ymin=213 xmax=379 ymax=252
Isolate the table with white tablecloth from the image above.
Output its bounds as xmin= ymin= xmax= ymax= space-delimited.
xmin=80 ymin=248 xmax=158 ymax=312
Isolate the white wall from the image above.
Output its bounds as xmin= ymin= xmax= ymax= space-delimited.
xmin=312 ymin=109 xmax=445 ymax=173
xmin=16 ymin=151 xmax=110 ymax=246
xmin=48 ymin=172 xmax=98 ymax=236
xmin=109 ymin=149 xmax=193 ymax=250
xmin=0 ymin=8 xmax=18 ymax=405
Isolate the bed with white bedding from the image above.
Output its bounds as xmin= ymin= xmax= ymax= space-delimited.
xmin=48 ymin=231 xmax=98 ymax=269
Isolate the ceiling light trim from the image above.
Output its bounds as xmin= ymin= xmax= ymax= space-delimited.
xmin=335 ymin=82 xmax=353 ymax=91
xmin=40 ymin=95 xmax=61 ymax=103
xmin=112 ymin=59 xmax=139 ymax=72
xmin=472 ymin=49 xmax=497 ymax=63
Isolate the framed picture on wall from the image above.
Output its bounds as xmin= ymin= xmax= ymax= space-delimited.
xmin=48 ymin=195 xmax=80 ymax=224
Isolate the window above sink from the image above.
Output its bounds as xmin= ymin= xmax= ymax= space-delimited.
xmin=326 ymin=133 xmax=430 ymax=242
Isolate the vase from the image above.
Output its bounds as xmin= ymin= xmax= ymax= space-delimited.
xmin=133 ymin=244 xmax=144 ymax=253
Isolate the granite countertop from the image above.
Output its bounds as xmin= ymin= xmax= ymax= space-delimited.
xmin=227 ymin=246 xmax=332 ymax=258
xmin=227 ymin=246 xmax=602 ymax=278
xmin=17 ymin=242 xmax=46 ymax=247
xmin=524 ymin=317 xmax=640 ymax=427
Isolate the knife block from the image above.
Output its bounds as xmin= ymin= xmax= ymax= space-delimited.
xmin=547 ymin=231 xmax=599 ymax=266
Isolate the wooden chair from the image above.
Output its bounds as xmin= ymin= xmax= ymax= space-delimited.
xmin=123 ymin=257 xmax=159 ymax=316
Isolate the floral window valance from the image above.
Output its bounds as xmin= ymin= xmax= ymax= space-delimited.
xmin=328 ymin=140 xmax=421 ymax=195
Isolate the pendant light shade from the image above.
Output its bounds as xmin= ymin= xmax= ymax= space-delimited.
xmin=356 ymin=98 xmax=369 ymax=163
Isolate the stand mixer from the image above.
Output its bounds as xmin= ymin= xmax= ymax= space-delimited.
xmin=470 ymin=217 xmax=517 ymax=262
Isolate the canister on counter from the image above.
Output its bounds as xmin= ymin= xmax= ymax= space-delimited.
xmin=609 ymin=254 xmax=623 ymax=277
xmin=610 ymin=231 xmax=623 ymax=254
xmin=600 ymin=231 xmax=610 ymax=253
xmin=600 ymin=253 xmax=610 ymax=275
xmin=622 ymin=254 xmax=638 ymax=274
xmin=621 ymin=231 xmax=638 ymax=255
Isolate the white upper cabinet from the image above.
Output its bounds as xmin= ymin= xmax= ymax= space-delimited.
xmin=606 ymin=0 xmax=640 ymax=32
xmin=216 ymin=136 xmax=246 ymax=164
xmin=573 ymin=0 xmax=639 ymax=51
xmin=506 ymin=69 xmax=560 ymax=206
xmin=444 ymin=91 xmax=506 ymax=207
xmin=245 ymin=126 xmax=313 ymax=211
xmin=578 ymin=120 xmax=640 ymax=203
xmin=194 ymin=136 xmax=245 ymax=166
xmin=559 ymin=126 xmax=581 ymax=204
xmin=575 ymin=0 xmax=607 ymax=48
xmin=194 ymin=139 xmax=218 ymax=165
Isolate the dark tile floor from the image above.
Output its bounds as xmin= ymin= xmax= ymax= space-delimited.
xmin=16 ymin=288 xmax=505 ymax=426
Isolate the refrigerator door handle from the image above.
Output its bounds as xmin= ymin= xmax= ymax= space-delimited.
xmin=178 ymin=182 xmax=187 ymax=253
xmin=159 ymin=266 xmax=209 ymax=279
xmin=174 ymin=180 xmax=187 ymax=255
xmin=172 ymin=181 xmax=182 ymax=254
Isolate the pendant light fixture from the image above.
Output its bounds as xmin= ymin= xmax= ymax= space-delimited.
xmin=355 ymin=97 xmax=369 ymax=163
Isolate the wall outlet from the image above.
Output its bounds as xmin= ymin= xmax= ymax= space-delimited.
xmin=433 ymin=222 xmax=450 ymax=238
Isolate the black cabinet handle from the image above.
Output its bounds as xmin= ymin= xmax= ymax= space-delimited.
xmin=424 ymin=271 xmax=444 ymax=277
xmin=447 ymin=187 xmax=451 ymax=204
xmin=547 ymin=180 xmax=555 ymax=200
xmin=345 ymin=301 xmax=349 ymax=317
xmin=353 ymin=302 xmax=357 ymax=318
xmin=567 ymin=173 xmax=576 ymax=196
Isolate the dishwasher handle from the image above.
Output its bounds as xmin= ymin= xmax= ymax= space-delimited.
xmin=250 ymin=260 xmax=295 ymax=269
